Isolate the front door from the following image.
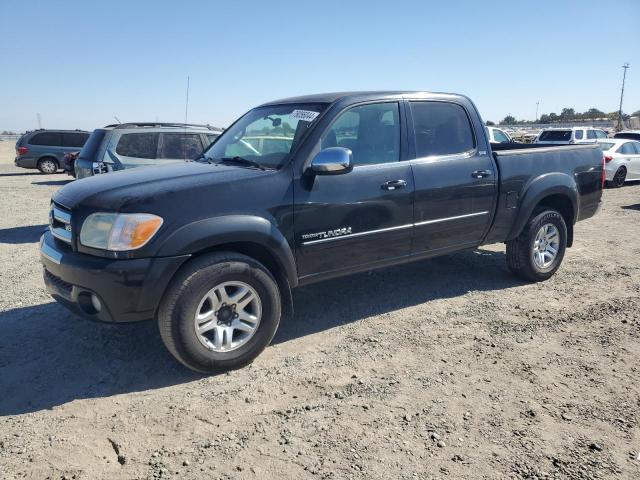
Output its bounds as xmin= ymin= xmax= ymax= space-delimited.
xmin=407 ymin=100 xmax=496 ymax=255
xmin=294 ymin=102 xmax=414 ymax=280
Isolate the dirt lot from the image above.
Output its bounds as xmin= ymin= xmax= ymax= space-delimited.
xmin=0 ymin=140 xmax=638 ymax=480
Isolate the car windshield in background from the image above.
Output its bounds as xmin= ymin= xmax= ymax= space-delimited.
xmin=203 ymin=103 xmax=327 ymax=169
xmin=614 ymin=132 xmax=640 ymax=141
xmin=598 ymin=142 xmax=615 ymax=151
xmin=539 ymin=130 xmax=572 ymax=141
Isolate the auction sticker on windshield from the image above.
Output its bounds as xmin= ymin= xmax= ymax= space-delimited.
xmin=290 ymin=110 xmax=320 ymax=122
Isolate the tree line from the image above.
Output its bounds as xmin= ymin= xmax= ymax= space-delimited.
xmin=486 ymin=108 xmax=640 ymax=126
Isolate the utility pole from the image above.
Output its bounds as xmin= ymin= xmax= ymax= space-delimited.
xmin=36 ymin=113 xmax=42 ymax=129
xmin=535 ymin=101 xmax=540 ymax=123
xmin=617 ymin=63 xmax=630 ymax=131
xmin=184 ymin=76 xmax=190 ymax=125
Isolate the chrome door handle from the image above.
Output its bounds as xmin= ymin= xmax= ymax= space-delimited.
xmin=471 ymin=170 xmax=492 ymax=179
xmin=381 ymin=179 xmax=407 ymax=190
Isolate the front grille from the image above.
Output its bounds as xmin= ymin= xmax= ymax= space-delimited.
xmin=50 ymin=203 xmax=72 ymax=245
xmin=44 ymin=269 xmax=73 ymax=295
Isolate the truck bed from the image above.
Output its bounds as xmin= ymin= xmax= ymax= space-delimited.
xmin=484 ymin=143 xmax=603 ymax=244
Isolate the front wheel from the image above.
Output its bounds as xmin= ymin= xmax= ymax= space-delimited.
xmin=158 ymin=252 xmax=282 ymax=373
xmin=506 ymin=209 xmax=567 ymax=282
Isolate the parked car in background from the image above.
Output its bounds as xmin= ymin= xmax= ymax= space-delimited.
xmin=15 ymin=129 xmax=90 ymax=173
xmin=41 ymin=91 xmax=603 ymax=372
xmin=535 ymin=127 xmax=608 ymax=144
xmin=597 ymin=138 xmax=640 ymax=187
xmin=486 ymin=126 xmax=515 ymax=143
xmin=614 ymin=130 xmax=640 ymax=142
xmin=74 ymin=123 xmax=223 ymax=179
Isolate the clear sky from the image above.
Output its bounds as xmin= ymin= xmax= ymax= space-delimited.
xmin=1 ymin=0 xmax=638 ymax=132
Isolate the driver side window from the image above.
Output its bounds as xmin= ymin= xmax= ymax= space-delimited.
xmin=320 ymin=102 xmax=400 ymax=167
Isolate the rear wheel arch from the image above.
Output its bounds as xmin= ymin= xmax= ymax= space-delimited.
xmin=534 ymin=194 xmax=575 ymax=247
xmin=508 ymin=176 xmax=578 ymax=246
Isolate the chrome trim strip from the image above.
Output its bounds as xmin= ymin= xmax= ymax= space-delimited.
xmin=41 ymin=241 xmax=63 ymax=264
xmin=52 ymin=206 xmax=71 ymax=224
xmin=51 ymin=227 xmax=72 ymax=243
xmin=414 ymin=211 xmax=489 ymax=227
xmin=301 ymin=211 xmax=490 ymax=246
xmin=301 ymin=223 xmax=413 ymax=246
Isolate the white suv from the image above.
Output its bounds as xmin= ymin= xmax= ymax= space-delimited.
xmin=535 ymin=127 xmax=608 ymax=144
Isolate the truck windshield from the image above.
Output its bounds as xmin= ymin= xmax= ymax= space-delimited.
xmin=203 ymin=103 xmax=327 ymax=169
xmin=538 ymin=130 xmax=571 ymax=141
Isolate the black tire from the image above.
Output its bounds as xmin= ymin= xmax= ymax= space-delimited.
xmin=158 ymin=252 xmax=281 ymax=373
xmin=609 ymin=167 xmax=626 ymax=188
xmin=506 ymin=209 xmax=567 ymax=282
xmin=37 ymin=157 xmax=58 ymax=174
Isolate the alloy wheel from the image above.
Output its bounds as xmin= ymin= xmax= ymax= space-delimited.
xmin=532 ymin=223 xmax=560 ymax=269
xmin=193 ymin=281 xmax=262 ymax=352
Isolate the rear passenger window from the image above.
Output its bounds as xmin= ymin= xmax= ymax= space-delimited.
xmin=618 ymin=143 xmax=636 ymax=154
xmin=586 ymin=130 xmax=597 ymax=139
xmin=29 ymin=132 xmax=63 ymax=146
xmin=595 ymin=130 xmax=608 ymax=139
xmin=116 ymin=133 xmax=159 ymax=158
xmin=62 ymin=132 xmax=89 ymax=148
xmin=321 ymin=102 xmax=400 ymax=166
xmin=206 ymin=134 xmax=219 ymax=145
xmin=410 ymin=102 xmax=475 ymax=157
xmin=158 ymin=133 xmax=204 ymax=160
xmin=574 ymin=130 xmax=584 ymax=140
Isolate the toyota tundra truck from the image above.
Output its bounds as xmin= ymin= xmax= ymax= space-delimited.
xmin=40 ymin=91 xmax=604 ymax=373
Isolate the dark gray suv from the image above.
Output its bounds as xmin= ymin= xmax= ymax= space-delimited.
xmin=15 ymin=129 xmax=90 ymax=173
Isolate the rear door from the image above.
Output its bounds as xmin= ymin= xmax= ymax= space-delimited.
xmin=294 ymin=101 xmax=414 ymax=279
xmin=626 ymin=142 xmax=640 ymax=179
xmin=407 ymin=100 xmax=496 ymax=255
xmin=29 ymin=131 xmax=64 ymax=161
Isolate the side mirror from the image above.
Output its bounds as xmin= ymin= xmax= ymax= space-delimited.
xmin=309 ymin=147 xmax=353 ymax=175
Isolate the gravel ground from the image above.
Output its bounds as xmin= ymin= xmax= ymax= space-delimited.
xmin=0 ymin=140 xmax=639 ymax=480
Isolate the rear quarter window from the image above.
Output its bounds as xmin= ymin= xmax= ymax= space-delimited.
xmin=29 ymin=132 xmax=63 ymax=146
xmin=538 ymin=130 xmax=571 ymax=141
xmin=115 ymin=133 xmax=159 ymax=158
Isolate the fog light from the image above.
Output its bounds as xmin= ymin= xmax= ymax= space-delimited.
xmin=91 ymin=294 xmax=102 ymax=313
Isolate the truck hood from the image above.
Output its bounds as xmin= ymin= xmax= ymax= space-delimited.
xmin=53 ymin=161 xmax=269 ymax=211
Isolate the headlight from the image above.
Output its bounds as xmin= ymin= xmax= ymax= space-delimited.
xmin=80 ymin=213 xmax=163 ymax=251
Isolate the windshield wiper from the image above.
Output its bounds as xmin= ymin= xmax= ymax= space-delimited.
xmin=216 ymin=156 xmax=268 ymax=171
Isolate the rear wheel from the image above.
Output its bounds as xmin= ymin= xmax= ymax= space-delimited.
xmin=506 ymin=209 xmax=567 ymax=282
xmin=158 ymin=252 xmax=281 ymax=373
xmin=37 ymin=158 xmax=58 ymax=174
xmin=609 ymin=167 xmax=626 ymax=188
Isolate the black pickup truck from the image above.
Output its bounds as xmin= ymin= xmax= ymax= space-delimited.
xmin=41 ymin=92 xmax=603 ymax=373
